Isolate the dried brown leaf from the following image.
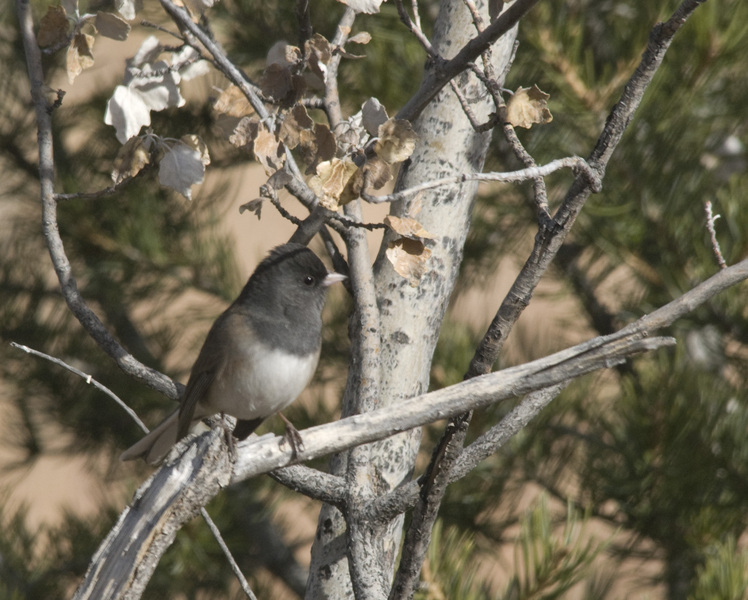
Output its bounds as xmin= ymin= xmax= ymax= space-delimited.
xmin=66 ymin=33 xmax=95 ymax=84
xmin=239 ymin=198 xmax=263 ymax=218
xmin=112 ymin=136 xmax=150 ymax=183
xmin=95 ymin=11 xmax=131 ymax=40
xmin=361 ymin=156 xmax=392 ymax=190
xmin=229 ymin=116 xmax=260 ymax=151
xmin=279 ymin=103 xmax=313 ymax=149
xmin=386 ymin=237 xmax=432 ymax=286
xmin=37 ymin=5 xmax=69 ymax=48
xmin=376 ymin=118 xmax=418 ymax=163
xmin=305 ymin=33 xmax=332 ymax=82
xmin=214 ymin=85 xmax=255 ymax=118
xmin=308 ymin=158 xmax=359 ymax=209
xmin=260 ymin=63 xmax=305 ymax=106
xmin=348 ymin=31 xmax=372 ymax=45
xmin=253 ymin=129 xmax=285 ymax=173
xmin=300 ymin=123 xmax=336 ymax=174
xmin=384 ymin=215 xmax=435 ymax=239
xmin=505 ymin=85 xmax=553 ymax=129
xmin=180 ymin=134 xmax=210 ymax=166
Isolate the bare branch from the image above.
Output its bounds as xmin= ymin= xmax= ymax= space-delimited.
xmin=16 ymin=0 xmax=179 ymax=400
xmin=397 ymin=0 xmax=541 ymax=122
xmin=200 ymin=508 xmax=257 ymax=600
xmin=467 ymin=0 xmax=706 ymax=378
xmin=10 ymin=342 xmax=148 ymax=433
xmin=361 ymin=157 xmax=598 ymax=204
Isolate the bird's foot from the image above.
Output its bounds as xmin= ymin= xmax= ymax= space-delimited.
xmin=278 ymin=413 xmax=304 ymax=459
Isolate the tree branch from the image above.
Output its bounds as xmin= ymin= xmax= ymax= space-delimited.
xmin=467 ymin=0 xmax=706 ymax=377
xmin=16 ymin=0 xmax=179 ymax=400
xmin=396 ymin=0 xmax=541 ymax=121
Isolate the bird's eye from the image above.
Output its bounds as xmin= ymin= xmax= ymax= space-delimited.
xmin=303 ymin=275 xmax=315 ymax=286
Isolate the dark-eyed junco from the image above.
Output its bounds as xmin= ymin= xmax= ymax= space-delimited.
xmin=120 ymin=243 xmax=345 ymax=465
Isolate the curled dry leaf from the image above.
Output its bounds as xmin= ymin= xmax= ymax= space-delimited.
xmin=158 ymin=140 xmax=207 ymax=200
xmin=308 ymin=158 xmax=359 ymax=210
xmin=213 ymin=85 xmax=255 ymax=118
xmin=386 ymin=238 xmax=432 ymax=286
xmin=360 ymin=156 xmax=392 ymax=190
xmin=95 ymin=11 xmax=131 ymax=41
xmin=260 ymin=63 xmax=306 ymax=106
xmin=279 ymin=103 xmax=314 ymax=149
xmin=180 ymin=134 xmax=211 ymax=166
xmin=300 ymin=123 xmax=336 ymax=174
xmin=348 ymin=31 xmax=372 ymax=45
xmin=239 ymin=198 xmax=264 ymax=218
xmin=66 ymin=33 xmax=95 ymax=84
xmin=253 ymin=129 xmax=285 ymax=173
xmin=37 ymin=5 xmax=69 ymax=48
xmin=305 ymin=33 xmax=332 ymax=83
xmin=115 ymin=0 xmax=138 ymax=21
xmin=229 ymin=116 xmax=260 ymax=151
xmin=361 ymin=97 xmax=389 ymax=137
xmin=112 ymin=135 xmax=150 ymax=183
xmin=505 ymin=85 xmax=553 ymax=129
xmin=376 ymin=118 xmax=418 ymax=164
xmin=384 ymin=215 xmax=435 ymax=239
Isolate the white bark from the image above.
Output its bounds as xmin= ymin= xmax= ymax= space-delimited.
xmin=306 ymin=1 xmax=519 ymax=597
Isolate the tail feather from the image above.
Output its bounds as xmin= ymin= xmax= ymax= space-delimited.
xmin=120 ymin=409 xmax=180 ymax=465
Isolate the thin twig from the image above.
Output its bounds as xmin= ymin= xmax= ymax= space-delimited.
xmin=705 ymin=200 xmax=727 ymax=269
xmin=200 ymin=508 xmax=258 ymax=600
xmin=10 ymin=342 xmax=148 ymax=433
xmin=467 ymin=0 xmax=705 ymax=378
xmin=361 ymin=157 xmax=598 ymax=204
xmin=397 ymin=0 xmax=541 ymax=122
xmin=16 ymin=0 xmax=178 ymax=400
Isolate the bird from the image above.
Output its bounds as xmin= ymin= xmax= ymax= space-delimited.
xmin=120 ymin=243 xmax=345 ymax=465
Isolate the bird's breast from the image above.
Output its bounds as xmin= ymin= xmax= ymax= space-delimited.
xmin=205 ymin=340 xmax=320 ymax=420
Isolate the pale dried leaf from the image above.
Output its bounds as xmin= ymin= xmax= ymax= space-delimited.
xmin=95 ymin=11 xmax=131 ymax=40
xmin=505 ymin=85 xmax=553 ymax=129
xmin=158 ymin=142 xmax=206 ymax=200
xmin=336 ymin=0 xmax=384 ymax=14
xmin=131 ymin=61 xmax=185 ymax=112
xmin=305 ymin=33 xmax=332 ymax=82
xmin=361 ymin=97 xmax=388 ymax=137
xmin=214 ymin=85 xmax=255 ymax=118
xmin=361 ymin=156 xmax=392 ymax=190
xmin=253 ymin=129 xmax=285 ymax=172
xmin=301 ymin=123 xmax=336 ymax=173
xmin=66 ymin=33 xmax=95 ymax=84
xmin=308 ymin=158 xmax=359 ymax=209
xmin=229 ymin=116 xmax=260 ymax=150
xmin=61 ymin=0 xmax=78 ymax=17
xmin=115 ymin=0 xmax=139 ymax=20
xmin=112 ymin=136 xmax=150 ymax=183
xmin=180 ymin=134 xmax=211 ymax=166
xmin=37 ymin=5 xmax=69 ymax=48
xmin=172 ymin=46 xmax=210 ymax=80
xmin=376 ymin=118 xmax=418 ymax=163
xmin=130 ymin=35 xmax=161 ymax=67
xmin=105 ymin=85 xmax=150 ymax=143
xmin=386 ymin=238 xmax=432 ymax=286
xmin=348 ymin=31 xmax=372 ymax=45
xmin=384 ymin=215 xmax=435 ymax=239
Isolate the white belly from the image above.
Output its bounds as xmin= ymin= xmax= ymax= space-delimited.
xmin=205 ymin=343 xmax=319 ymax=420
